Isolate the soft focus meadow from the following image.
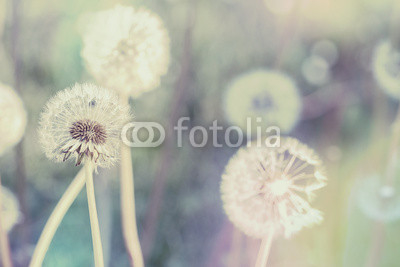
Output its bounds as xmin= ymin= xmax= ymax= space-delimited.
xmin=1 ymin=0 xmax=400 ymax=266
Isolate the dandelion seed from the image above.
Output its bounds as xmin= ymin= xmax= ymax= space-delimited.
xmin=355 ymin=175 xmax=400 ymax=222
xmin=80 ymin=5 xmax=170 ymax=98
xmin=0 ymin=82 xmax=27 ymax=156
xmin=373 ymin=40 xmax=400 ymax=99
xmin=1 ymin=186 xmax=20 ymax=232
xmin=220 ymin=137 xmax=327 ymax=239
xmin=38 ymin=83 xmax=131 ymax=168
xmin=224 ymin=70 xmax=301 ymax=134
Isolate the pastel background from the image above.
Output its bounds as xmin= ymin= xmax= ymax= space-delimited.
xmin=0 ymin=0 xmax=400 ymax=266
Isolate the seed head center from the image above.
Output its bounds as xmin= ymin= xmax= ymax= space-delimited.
xmin=69 ymin=119 xmax=107 ymax=145
xmin=268 ymin=178 xmax=292 ymax=196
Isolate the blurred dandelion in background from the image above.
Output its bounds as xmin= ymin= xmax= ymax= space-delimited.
xmin=0 ymin=83 xmax=27 ymax=156
xmin=301 ymin=40 xmax=338 ymax=87
xmin=221 ymin=137 xmax=327 ymax=239
xmin=1 ymin=186 xmax=21 ymax=232
xmin=355 ymin=175 xmax=400 ymax=222
xmin=301 ymin=55 xmax=331 ymax=86
xmin=311 ymin=40 xmax=339 ymax=67
xmin=80 ymin=5 xmax=170 ymax=98
xmin=224 ymin=70 xmax=301 ymax=134
xmin=38 ymin=83 xmax=131 ymax=168
xmin=373 ymin=39 xmax=400 ymax=99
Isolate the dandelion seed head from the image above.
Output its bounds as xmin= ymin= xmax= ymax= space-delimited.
xmin=38 ymin=83 xmax=131 ymax=168
xmin=221 ymin=137 xmax=326 ymax=239
xmin=373 ymin=40 xmax=400 ymax=99
xmin=0 ymin=83 xmax=27 ymax=156
xmin=1 ymin=186 xmax=21 ymax=232
xmin=224 ymin=70 xmax=301 ymax=134
xmin=81 ymin=5 xmax=170 ymax=98
xmin=356 ymin=175 xmax=400 ymax=222
xmin=69 ymin=120 xmax=107 ymax=145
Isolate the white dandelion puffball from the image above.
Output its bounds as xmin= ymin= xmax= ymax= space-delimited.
xmin=221 ymin=137 xmax=327 ymax=239
xmin=373 ymin=40 xmax=400 ymax=99
xmin=1 ymin=186 xmax=21 ymax=232
xmin=224 ymin=70 xmax=301 ymax=134
xmin=0 ymin=83 xmax=27 ymax=156
xmin=38 ymin=83 xmax=131 ymax=168
xmin=81 ymin=5 xmax=170 ymax=98
xmin=355 ymin=175 xmax=400 ymax=222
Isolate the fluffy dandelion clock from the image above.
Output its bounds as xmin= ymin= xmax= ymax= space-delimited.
xmin=38 ymin=83 xmax=131 ymax=168
xmin=355 ymin=175 xmax=400 ymax=222
xmin=0 ymin=82 xmax=27 ymax=156
xmin=373 ymin=40 xmax=400 ymax=99
xmin=81 ymin=5 xmax=170 ymax=98
xmin=1 ymin=186 xmax=20 ymax=232
xmin=224 ymin=70 xmax=301 ymax=134
xmin=221 ymin=137 xmax=327 ymax=239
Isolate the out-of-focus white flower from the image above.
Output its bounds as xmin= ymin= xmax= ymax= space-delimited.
xmin=301 ymin=55 xmax=331 ymax=86
xmin=1 ymin=186 xmax=21 ymax=232
xmin=356 ymin=175 xmax=400 ymax=222
xmin=224 ymin=70 xmax=301 ymax=134
xmin=373 ymin=40 xmax=400 ymax=99
xmin=311 ymin=40 xmax=338 ymax=67
xmin=221 ymin=137 xmax=327 ymax=239
xmin=0 ymin=83 xmax=27 ymax=156
xmin=38 ymin=83 xmax=131 ymax=168
xmin=80 ymin=5 xmax=170 ymax=98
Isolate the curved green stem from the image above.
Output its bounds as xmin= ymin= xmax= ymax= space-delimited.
xmin=120 ymin=94 xmax=144 ymax=267
xmin=85 ymin=161 xmax=104 ymax=267
xmin=0 ymin=175 xmax=13 ymax=267
xmin=255 ymin=230 xmax=274 ymax=267
xmin=29 ymin=168 xmax=85 ymax=267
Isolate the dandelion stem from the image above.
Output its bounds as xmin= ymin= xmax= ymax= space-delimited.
xmin=29 ymin=168 xmax=86 ymax=267
xmin=85 ymin=161 xmax=104 ymax=267
xmin=255 ymin=230 xmax=274 ymax=267
xmin=365 ymin=222 xmax=385 ymax=267
xmin=141 ymin=3 xmax=197 ymax=257
xmin=390 ymin=1 xmax=400 ymax=48
xmin=230 ymin=228 xmax=242 ymax=267
xmin=273 ymin=0 xmax=304 ymax=68
xmin=12 ymin=0 xmax=30 ymax=248
xmin=385 ymin=104 xmax=400 ymax=186
xmin=0 ymin=175 xmax=13 ymax=267
xmin=120 ymin=118 xmax=144 ymax=267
